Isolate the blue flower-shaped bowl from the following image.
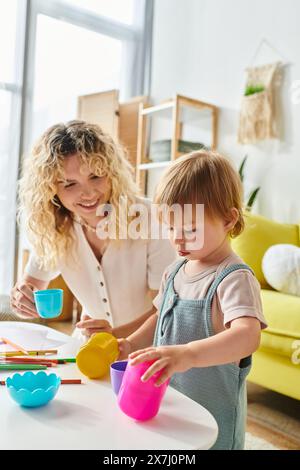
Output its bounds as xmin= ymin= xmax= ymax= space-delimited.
xmin=6 ymin=371 xmax=61 ymax=407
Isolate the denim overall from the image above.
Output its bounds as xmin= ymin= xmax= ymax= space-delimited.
xmin=153 ymin=259 xmax=253 ymax=450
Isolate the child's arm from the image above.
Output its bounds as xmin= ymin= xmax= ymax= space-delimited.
xmin=118 ymin=267 xmax=171 ymax=359
xmin=129 ymin=316 xmax=261 ymax=385
xmin=117 ymin=311 xmax=158 ymax=360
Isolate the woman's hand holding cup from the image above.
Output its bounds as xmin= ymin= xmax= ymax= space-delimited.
xmin=10 ymin=282 xmax=39 ymax=319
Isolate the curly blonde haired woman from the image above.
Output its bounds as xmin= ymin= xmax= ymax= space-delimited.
xmin=11 ymin=120 xmax=175 ymax=341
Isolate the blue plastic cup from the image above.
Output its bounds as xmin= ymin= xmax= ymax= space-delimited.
xmin=34 ymin=289 xmax=63 ymax=319
xmin=110 ymin=360 xmax=128 ymax=395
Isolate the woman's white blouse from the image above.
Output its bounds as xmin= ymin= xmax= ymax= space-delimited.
xmin=25 ymin=205 xmax=176 ymax=329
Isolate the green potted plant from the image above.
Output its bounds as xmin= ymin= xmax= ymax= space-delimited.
xmin=239 ymin=155 xmax=260 ymax=211
xmin=244 ymin=84 xmax=265 ymax=96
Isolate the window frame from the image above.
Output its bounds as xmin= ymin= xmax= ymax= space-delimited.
xmin=0 ymin=0 xmax=27 ymax=292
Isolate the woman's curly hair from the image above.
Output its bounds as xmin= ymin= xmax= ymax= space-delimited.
xmin=18 ymin=120 xmax=140 ymax=269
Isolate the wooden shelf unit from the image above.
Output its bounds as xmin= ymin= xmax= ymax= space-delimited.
xmin=136 ymin=94 xmax=219 ymax=194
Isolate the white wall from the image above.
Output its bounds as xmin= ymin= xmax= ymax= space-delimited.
xmin=151 ymin=0 xmax=300 ymax=223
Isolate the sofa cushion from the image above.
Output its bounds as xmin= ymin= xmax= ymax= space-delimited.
xmin=231 ymin=212 xmax=299 ymax=288
xmin=260 ymin=289 xmax=300 ymax=357
xmin=262 ymin=244 xmax=300 ymax=296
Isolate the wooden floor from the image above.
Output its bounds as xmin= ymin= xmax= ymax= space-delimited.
xmin=247 ymin=382 xmax=300 ymax=450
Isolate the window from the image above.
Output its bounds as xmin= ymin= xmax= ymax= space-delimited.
xmin=0 ymin=89 xmax=17 ymax=293
xmin=32 ymin=14 xmax=123 ymax=143
xmin=25 ymin=0 xmax=149 ymax=147
xmin=0 ymin=1 xmax=19 ymax=83
xmin=62 ymin=0 xmax=135 ymax=24
xmin=0 ymin=0 xmax=25 ymax=294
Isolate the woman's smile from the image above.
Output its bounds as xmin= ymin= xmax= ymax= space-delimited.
xmin=77 ymin=198 xmax=100 ymax=212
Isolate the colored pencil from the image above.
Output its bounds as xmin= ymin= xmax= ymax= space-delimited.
xmin=0 ymin=364 xmax=47 ymax=371
xmin=1 ymin=357 xmax=57 ymax=364
xmin=59 ymin=379 xmax=82 ymax=384
xmin=0 ymin=358 xmax=57 ymax=367
xmin=39 ymin=358 xmax=76 ymax=364
xmin=1 ymin=337 xmax=29 ymax=356
xmin=0 ymin=378 xmax=82 ymax=385
xmin=0 ymin=349 xmax=58 ymax=357
xmin=0 ymin=356 xmax=75 ymax=364
xmin=0 ymin=356 xmax=57 ymax=364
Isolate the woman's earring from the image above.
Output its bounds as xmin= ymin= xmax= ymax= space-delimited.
xmin=52 ymin=196 xmax=62 ymax=209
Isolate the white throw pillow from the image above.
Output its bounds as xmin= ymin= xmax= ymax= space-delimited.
xmin=262 ymin=244 xmax=300 ymax=296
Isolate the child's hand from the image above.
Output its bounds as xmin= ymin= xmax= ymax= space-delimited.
xmin=76 ymin=314 xmax=112 ymax=337
xmin=117 ymin=338 xmax=132 ymax=360
xmin=129 ymin=344 xmax=192 ymax=386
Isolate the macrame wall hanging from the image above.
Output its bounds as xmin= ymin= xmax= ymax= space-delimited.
xmin=238 ymin=39 xmax=288 ymax=144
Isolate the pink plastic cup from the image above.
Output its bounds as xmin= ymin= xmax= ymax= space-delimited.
xmin=117 ymin=360 xmax=170 ymax=421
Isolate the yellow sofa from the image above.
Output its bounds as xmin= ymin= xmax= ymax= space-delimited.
xmin=231 ymin=212 xmax=300 ymax=400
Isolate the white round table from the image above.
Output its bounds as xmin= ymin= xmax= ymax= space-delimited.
xmin=0 ymin=322 xmax=218 ymax=450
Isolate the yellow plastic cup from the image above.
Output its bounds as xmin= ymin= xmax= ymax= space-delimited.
xmin=76 ymin=332 xmax=119 ymax=379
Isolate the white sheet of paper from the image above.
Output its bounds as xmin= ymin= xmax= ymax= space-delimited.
xmin=0 ymin=322 xmax=69 ymax=352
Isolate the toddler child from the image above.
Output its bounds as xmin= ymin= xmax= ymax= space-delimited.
xmin=119 ymin=150 xmax=267 ymax=450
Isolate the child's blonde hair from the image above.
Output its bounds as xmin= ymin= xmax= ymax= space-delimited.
xmin=154 ymin=150 xmax=244 ymax=238
xmin=18 ymin=120 xmax=140 ymax=269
